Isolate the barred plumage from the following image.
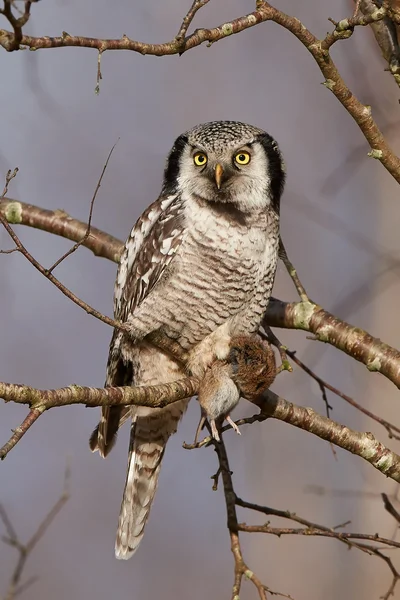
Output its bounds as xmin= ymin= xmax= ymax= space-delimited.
xmin=90 ymin=121 xmax=285 ymax=558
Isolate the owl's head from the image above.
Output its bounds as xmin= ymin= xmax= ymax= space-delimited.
xmin=163 ymin=121 xmax=285 ymax=213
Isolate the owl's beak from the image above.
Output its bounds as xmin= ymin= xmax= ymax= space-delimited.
xmin=214 ymin=163 xmax=224 ymax=190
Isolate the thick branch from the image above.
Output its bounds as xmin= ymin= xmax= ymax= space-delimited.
xmin=265 ymin=299 xmax=400 ymax=389
xmin=0 ymin=199 xmax=126 ymax=332
xmin=3 ymin=199 xmax=400 ymax=394
xmin=0 ymin=199 xmax=123 ymax=262
xmin=0 ymin=378 xmax=198 ymax=411
xmin=256 ymin=390 xmax=400 ymax=482
xmin=3 ymin=378 xmax=400 ymax=485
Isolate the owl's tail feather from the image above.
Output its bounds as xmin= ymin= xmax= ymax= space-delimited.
xmin=89 ymin=406 xmax=130 ymax=457
xmin=115 ymin=400 xmax=187 ymax=559
xmin=89 ymin=354 xmax=133 ymax=457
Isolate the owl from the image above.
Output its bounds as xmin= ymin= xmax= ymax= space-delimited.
xmin=89 ymin=121 xmax=285 ymax=559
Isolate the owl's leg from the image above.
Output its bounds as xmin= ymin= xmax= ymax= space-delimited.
xmin=187 ymin=322 xmax=232 ymax=378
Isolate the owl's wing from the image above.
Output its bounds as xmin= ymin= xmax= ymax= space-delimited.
xmin=114 ymin=194 xmax=185 ymax=323
xmin=89 ymin=193 xmax=185 ymax=457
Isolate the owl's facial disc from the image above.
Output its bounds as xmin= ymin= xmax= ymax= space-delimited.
xmin=169 ymin=121 xmax=286 ymax=212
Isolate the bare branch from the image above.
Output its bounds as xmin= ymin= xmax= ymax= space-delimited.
xmin=235 ymin=494 xmax=400 ymax=599
xmin=4 ymin=200 xmax=400 ymax=397
xmin=278 ymin=238 xmax=309 ymax=302
xmin=0 ymin=377 xmax=198 ymax=459
xmin=0 ymin=0 xmax=32 ymax=51
xmin=0 ymin=199 xmax=123 ymax=262
xmin=1 ymin=168 xmax=18 ymax=197
xmin=46 ymin=140 xmax=119 ymax=274
xmin=260 ymin=326 xmax=292 ymax=374
xmin=1 ymin=468 xmax=69 ymax=600
xmin=382 ymin=492 xmax=400 ymax=524
xmin=265 ymin=298 xmax=400 ymax=390
xmin=175 ymin=0 xmax=210 ymax=49
xmin=0 ymin=2 xmax=399 ymax=182
xmin=0 ymin=409 xmax=43 ymax=459
xmin=2 ymin=374 xmax=400 ymax=486
xmin=356 ymin=0 xmax=400 ymax=88
xmin=256 ymin=389 xmax=400 ymax=482
xmin=213 ymin=435 xmax=271 ymax=599
xmin=0 ymin=193 xmax=126 ymax=335
xmin=287 ymin=348 xmax=400 ymax=440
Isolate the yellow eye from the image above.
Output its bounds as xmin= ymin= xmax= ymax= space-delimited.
xmin=193 ymin=152 xmax=208 ymax=167
xmin=234 ymin=151 xmax=251 ymax=165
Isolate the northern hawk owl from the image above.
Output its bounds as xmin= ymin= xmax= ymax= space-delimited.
xmin=89 ymin=121 xmax=285 ymax=559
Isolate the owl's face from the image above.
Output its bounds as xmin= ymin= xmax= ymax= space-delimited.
xmin=163 ymin=121 xmax=285 ymax=213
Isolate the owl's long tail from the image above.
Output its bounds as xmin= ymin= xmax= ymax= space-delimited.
xmin=115 ymin=400 xmax=188 ymax=559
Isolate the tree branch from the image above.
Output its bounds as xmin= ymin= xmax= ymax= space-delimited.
xmin=256 ymin=390 xmax=400 ymax=482
xmin=0 ymin=198 xmax=123 ymax=262
xmin=1 ymin=468 xmax=69 ymax=600
xmin=1 ymin=2 xmax=399 ymax=181
xmin=3 ymin=376 xmax=400 ymax=488
xmin=0 ymin=0 xmax=32 ymax=51
xmin=3 ymin=199 xmax=400 ymax=395
xmin=0 ymin=199 xmax=126 ymax=333
xmin=265 ymin=298 xmax=400 ymax=389
xmin=213 ymin=435 xmax=271 ymax=599
xmin=287 ymin=348 xmax=400 ymax=440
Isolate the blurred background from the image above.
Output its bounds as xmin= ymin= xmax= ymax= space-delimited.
xmin=1 ymin=1 xmax=400 ymax=598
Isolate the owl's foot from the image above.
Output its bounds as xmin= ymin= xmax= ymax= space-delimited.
xmin=187 ymin=327 xmax=232 ymax=379
xmin=226 ymin=415 xmax=241 ymax=436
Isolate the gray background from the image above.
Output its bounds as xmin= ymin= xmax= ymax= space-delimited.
xmin=1 ymin=1 xmax=400 ymax=598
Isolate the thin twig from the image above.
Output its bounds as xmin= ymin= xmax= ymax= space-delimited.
xmin=287 ymin=348 xmax=400 ymax=441
xmin=3 ymin=200 xmax=400 ymax=397
xmin=0 ymin=409 xmax=43 ymax=459
xmin=261 ymin=325 xmax=292 ymax=374
xmin=382 ymin=492 xmax=400 ymax=524
xmin=0 ymin=377 xmax=199 ymax=459
xmin=0 ymin=0 xmax=32 ymax=51
xmin=46 ymin=140 xmax=118 ymax=273
xmin=237 ymin=522 xmax=400 ymax=598
xmin=183 ymin=413 xmax=268 ymax=449
xmin=278 ymin=238 xmax=309 ymax=302
xmin=0 ymin=172 xmax=127 ymax=334
xmin=214 ymin=435 xmax=271 ymax=599
xmin=1 ymin=3 xmax=397 ymax=182
xmin=210 ymin=466 xmax=222 ymax=491
xmin=0 ymin=247 xmax=19 ymax=254
xmin=1 ymin=467 xmax=70 ymax=600
xmin=235 ymin=495 xmax=400 ymax=599
xmin=175 ymin=0 xmax=210 ymax=49
xmin=1 ymin=167 xmax=18 ymax=197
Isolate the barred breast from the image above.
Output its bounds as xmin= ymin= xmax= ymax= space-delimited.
xmin=129 ymin=195 xmax=279 ymax=356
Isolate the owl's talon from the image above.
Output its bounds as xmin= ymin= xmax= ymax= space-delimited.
xmin=226 ymin=415 xmax=241 ymax=436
